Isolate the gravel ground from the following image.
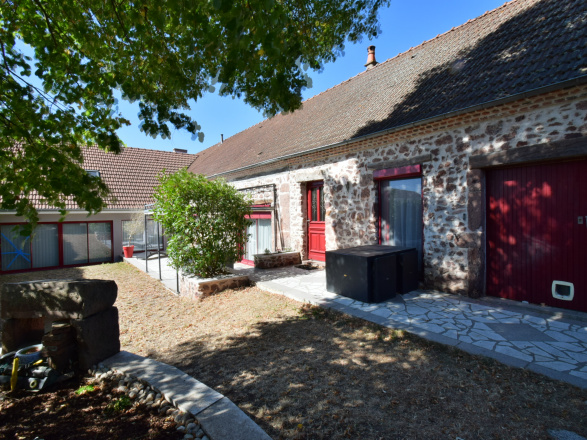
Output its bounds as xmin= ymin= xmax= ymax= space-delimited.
xmin=0 ymin=368 xmax=186 ymax=440
xmin=1 ymin=262 xmax=586 ymax=440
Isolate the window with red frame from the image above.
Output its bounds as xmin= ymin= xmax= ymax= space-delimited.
xmin=241 ymin=212 xmax=272 ymax=265
xmin=375 ymin=165 xmax=423 ymax=269
xmin=0 ymin=222 xmax=113 ymax=272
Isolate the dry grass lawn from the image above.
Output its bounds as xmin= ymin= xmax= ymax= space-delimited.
xmin=1 ymin=263 xmax=586 ymax=440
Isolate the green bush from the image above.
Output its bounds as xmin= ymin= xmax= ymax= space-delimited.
xmin=152 ymin=169 xmax=251 ymax=278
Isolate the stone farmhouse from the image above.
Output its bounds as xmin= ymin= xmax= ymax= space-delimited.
xmin=0 ymin=147 xmax=197 ymax=272
xmin=187 ymin=0 xmax=587 ymax=312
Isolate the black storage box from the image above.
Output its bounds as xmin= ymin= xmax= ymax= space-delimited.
xmin=326 ymin=245 xmax=418 ymax=303
xmin=395 ymin=248 xmax=419 ymax=294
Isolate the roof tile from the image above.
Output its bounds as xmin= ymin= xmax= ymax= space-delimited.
xmin=32 ymin=146 xmax=197 ymax=210
xmin=189 ymin=0 xmax=587 ymax=177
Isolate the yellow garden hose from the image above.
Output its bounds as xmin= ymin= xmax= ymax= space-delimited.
xmin=10 ymin=357 xmax=19 ymax=391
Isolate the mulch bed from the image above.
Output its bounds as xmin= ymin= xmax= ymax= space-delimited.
xmin=1 ymin=263 xmax=586 ymax=440
xmin=0 ymin=376 xmax=182 ymax=440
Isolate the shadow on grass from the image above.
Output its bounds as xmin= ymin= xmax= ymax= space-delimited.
xmin=156 ymin=305 xmax=587 ymax=440
xmin=0 ymin=267 xmax=92 ymax=288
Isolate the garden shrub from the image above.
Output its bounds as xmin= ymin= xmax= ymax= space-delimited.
xmin=152 ymin=169 xmax=251 ymax=278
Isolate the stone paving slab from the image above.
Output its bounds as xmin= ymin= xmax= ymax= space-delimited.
xmin=487 ymin=323 xmax=557 ymax=342
xmin=548 ymin=429 xmax=587 ymax=440
xmin=103 ymin=351 xmax=271 ymax=440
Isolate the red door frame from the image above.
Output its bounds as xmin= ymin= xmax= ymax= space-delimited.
xmin=0 ymin=221 xmax=114 ymax=274
xmin=307 ymin=181 xmax=326 ymax=261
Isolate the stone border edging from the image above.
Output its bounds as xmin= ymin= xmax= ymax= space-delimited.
xmin=103 ymin=351 xmax=271 ymax=440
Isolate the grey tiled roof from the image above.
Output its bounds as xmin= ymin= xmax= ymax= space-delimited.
xmin=34 ymin=146 xmax=197 ymax=210
xmin=188 ymin=0 xmax=587 ymax=177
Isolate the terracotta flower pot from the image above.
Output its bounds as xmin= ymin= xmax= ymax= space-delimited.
xmin=123 ymin=245 xmax=135 ymax=258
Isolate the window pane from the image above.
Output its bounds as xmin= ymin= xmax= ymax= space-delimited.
xmin=88 ymin=223 xmax=112 ymax=263
xmin=63 ymin=223 xmax=88 ymax=265
xmin=311 ymin=188 xmax=318 ymax=221
xmin=122 ymin=220 xmax=145 ymax=251
xmin=245 ymin=221 xmax=257 ymax=260
xmin=380 ymin=178 xmax=423 ymax=267
xmin=32 ymin=224 xmax=59 ymax=268
xmin=146 ymin=219 xmax=163 ymax=250
xmin=257 ymin=219 xmax=272 ymax=253
xmin=1 ymin=225 xmax=31 ymax=271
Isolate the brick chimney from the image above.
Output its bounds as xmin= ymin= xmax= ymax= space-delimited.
xmin=365 ymin=46 xmax=377 ymax=70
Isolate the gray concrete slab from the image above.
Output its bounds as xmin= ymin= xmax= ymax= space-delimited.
xmin=103 ymin=351 xmax=223 ymax=414
xmin=548 ymin=429 xmax=587 ymax=440
xmin=196 ymin=397 xmax=272 ymax=440
xmin=487 ymin=323 xmax=557 ymax=341
xmin=124 ymin=256 xmax=180 ymax=294
xmin=103 ymin=351 xmax=271 ymax=440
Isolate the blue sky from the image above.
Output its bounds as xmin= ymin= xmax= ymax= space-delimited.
xmin=116 ymin=0 xmax=507 ymax=153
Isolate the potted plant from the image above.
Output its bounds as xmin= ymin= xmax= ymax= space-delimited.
xmin=123 ymin=212 xmax=144 ymax=258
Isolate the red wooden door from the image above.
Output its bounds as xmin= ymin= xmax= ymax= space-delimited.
xmin=307 ymin=181 xmax=326 ymax=261
xmin=486 ymin=159 xmax=587 ymax=312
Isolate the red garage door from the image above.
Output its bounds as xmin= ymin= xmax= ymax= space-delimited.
xmin=486 ymin=159 xmax=587 ymax=312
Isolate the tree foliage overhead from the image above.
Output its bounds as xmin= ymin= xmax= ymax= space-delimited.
xmin=152 ymin=169 xmax=251 ymax=278
xmin=0 ymin=0 xmax=389 ymax=227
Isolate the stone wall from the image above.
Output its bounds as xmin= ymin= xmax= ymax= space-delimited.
xmin=233 ymin=172 xmax=291 ymax=253
xmin=227 ymin=84 xmax=587 ymax=297
xmin=254 ymin=252 xmax=302 ymax=269
xmin=179 ymin=274 xmax=250 ymax=300
xmin=238 ymin=184 xmax=275 ymax=206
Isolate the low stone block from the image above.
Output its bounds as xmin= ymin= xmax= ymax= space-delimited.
xmin=253 ymin=251 xmax=302 ymax=269
xmin=1 ymin=279 xmax=117 ymax=319
xmin=72 ymin=306 xmax=120 ymax=370
xmin=44 ymin=343 xmax=77 ymax=372
xmin=179 ymin=275 xmax=250 ymax=300
xmin=1 ymin=317 xmax=45 ymax=353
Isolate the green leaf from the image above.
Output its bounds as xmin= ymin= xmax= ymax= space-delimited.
xmin=152 ymin=169 xmax=251 ymax=277
xmin=1 ymin=0 xmax=389 ymax=225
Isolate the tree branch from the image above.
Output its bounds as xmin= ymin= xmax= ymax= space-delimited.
xmin=31 ymin=0 xmax=58 ymax=47
xmin=0 ymin=69 xmax=68 ymax=112
xmin=0 ymin=38 xmax=10 ymax=71
xmin=109 ymin=0 xmax=128 ymax=40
